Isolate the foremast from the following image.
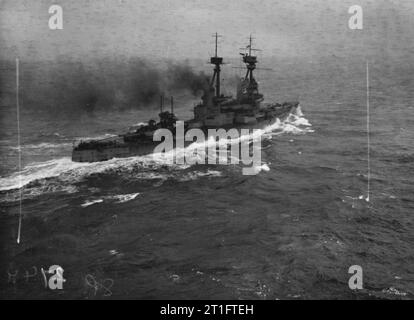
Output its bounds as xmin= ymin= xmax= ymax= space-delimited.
xmin=210 ymin=32 xmax=223 ymax=99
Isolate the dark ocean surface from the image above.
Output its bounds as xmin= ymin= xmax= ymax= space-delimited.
xmin=0 ymin=56 xmax=413 ymax=299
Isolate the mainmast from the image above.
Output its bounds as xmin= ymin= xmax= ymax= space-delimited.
xmin=235 ymin=35 xmax=266 ymax=103
xmin=210 ymin=32 xmax=223 ymax=98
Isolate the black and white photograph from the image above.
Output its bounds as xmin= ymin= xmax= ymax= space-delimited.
xmin=0 ymin=0 xmax=413 ymax=304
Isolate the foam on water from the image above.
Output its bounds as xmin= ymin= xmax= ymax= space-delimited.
xmin=81 ymin=199 xmax=104 ymax=207
xmin=81 ymin=192 xmax=141 ymax=207
xmin=106 ymin=192 xmax=140 ymax=203
xmin=0 ymin=157 xmax=86 ymax=191
xmin=9 ymin=142 xmax=72 ymax=151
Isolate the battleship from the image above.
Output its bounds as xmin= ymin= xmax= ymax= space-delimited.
xmin=71 ymin=34 xmax=300 ymax=163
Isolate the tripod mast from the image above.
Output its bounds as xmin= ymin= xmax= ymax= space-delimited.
xmin=210 ymin=32 xmax=223 ymax=98
xmin=243 ymin=34 xmax=258 ymax=83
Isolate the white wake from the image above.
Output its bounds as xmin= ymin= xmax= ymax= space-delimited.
xmin=0 ymin=106 xmax=312 ymax=192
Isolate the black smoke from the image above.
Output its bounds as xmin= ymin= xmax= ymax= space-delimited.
xmin=7 ymin=57 xmax=210 ymax=116
xmin=166 ymin=62 xmax=210 ymax=95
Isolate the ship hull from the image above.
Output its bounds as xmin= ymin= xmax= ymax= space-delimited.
xmin=72 ymin=104 xmax=297 ymax=163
